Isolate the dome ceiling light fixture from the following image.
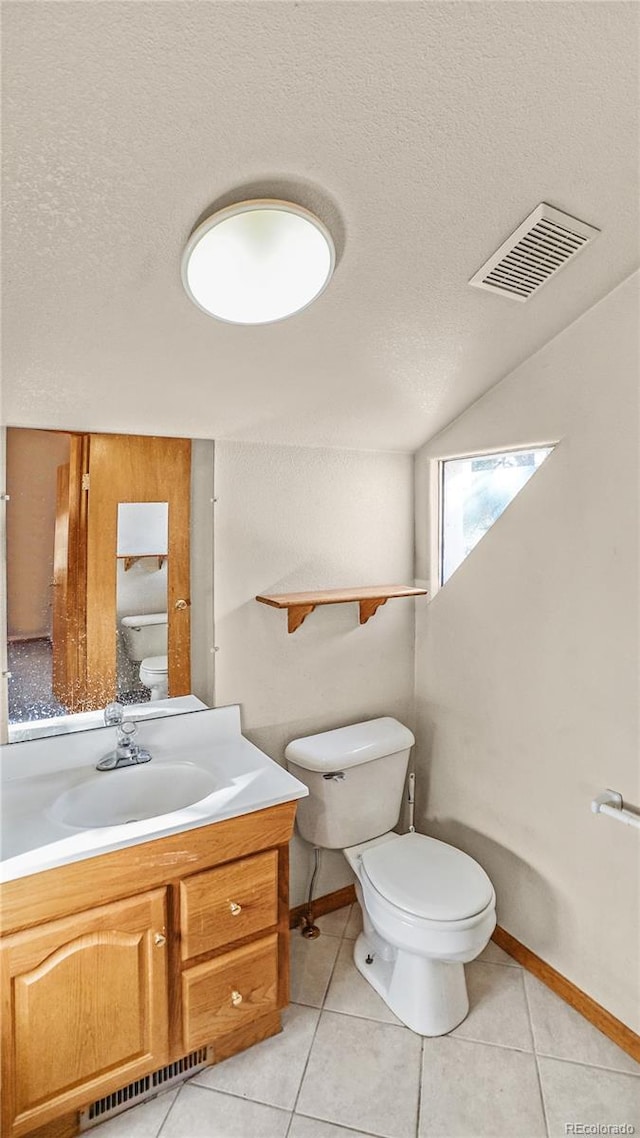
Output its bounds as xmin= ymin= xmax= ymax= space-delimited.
xmin=181 ymin=199 xmax=336 ymax=325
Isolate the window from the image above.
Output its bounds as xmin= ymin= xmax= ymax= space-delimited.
xmin=440 ymin=446 xmax=554 ymax=585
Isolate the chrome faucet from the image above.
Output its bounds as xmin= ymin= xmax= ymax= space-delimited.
xmin=96 ymin=702 xmax=152 ymax=771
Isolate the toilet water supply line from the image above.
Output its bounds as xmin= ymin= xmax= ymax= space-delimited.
xmin=408 ymin=771 xmax=416 ymax=833
xmin=301 ymin=847 xmax=322 ymax=939
xmin=591 ymin=789 xmax=640 ymax=830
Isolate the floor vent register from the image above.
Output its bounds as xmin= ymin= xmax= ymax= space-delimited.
xmin=78 ymin=1047 xmax=211 ymax=1130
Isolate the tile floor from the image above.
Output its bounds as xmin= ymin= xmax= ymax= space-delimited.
xmin=93 ymin=904 xmax=639 ymax=1138
xmin=7 ymin=639 xmax=67 ymax=722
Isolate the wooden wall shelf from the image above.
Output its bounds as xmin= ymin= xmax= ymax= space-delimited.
xmin=117 ymin=554 xmax=167 ymax=571
xmin=256 ymin=585 xmax=428 ymax=633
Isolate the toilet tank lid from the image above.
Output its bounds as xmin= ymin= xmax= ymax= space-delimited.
xmin=121 ymin=612 xmax=167 ymax=628
xmin=285 ymin=717 xmax=414 ymax=772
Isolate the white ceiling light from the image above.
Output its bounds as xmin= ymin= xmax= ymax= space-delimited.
xmin=182 ymin=199 xmax=335 ymax=324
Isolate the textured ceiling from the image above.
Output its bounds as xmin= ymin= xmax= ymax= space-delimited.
xmin=2 ymin=1 xmax=638 ymax=451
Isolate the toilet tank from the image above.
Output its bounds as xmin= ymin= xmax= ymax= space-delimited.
xmin=285 ymin=718 xmax=414 ymax=849
xmin=120 ymin=613 xmax=168 ymax=662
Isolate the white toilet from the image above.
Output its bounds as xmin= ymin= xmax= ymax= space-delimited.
xmin=285 ymin=717 xmax=496 ymax=1036
xmin=120 ymin=612 xmax=169 ymax=701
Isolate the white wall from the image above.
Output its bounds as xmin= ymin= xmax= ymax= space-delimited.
xmin=214 ymin=441 xmax=416 ymax=906
xmin=414 ymin=273 xmax=639 ymax=1031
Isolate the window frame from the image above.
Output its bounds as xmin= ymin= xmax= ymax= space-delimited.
xmin=432 ymin=441 xmax=557 ymax=594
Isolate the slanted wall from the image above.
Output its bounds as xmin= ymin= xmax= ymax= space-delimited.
xmin=414 ymin=272 xmax=639 ymax=1031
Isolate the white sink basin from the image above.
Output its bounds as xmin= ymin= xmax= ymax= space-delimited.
xmin=1 ymin=705 xmax=309 ymax=881
xmin=48 ymin=762 xmax=218 ymax=829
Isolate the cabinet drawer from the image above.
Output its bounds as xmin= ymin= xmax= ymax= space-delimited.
xmin=182 ymin=933 xmax=278 ymax=1049
xmin=180 ymin=850 xmax=278 ymax=960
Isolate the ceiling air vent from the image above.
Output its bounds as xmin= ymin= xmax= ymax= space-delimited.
xmin=469 ymin=203 xmax=599 ymax=302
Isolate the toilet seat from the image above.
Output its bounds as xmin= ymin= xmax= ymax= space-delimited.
xmin=140 ymin=655 xmax=168 ymax=674
xmin=360 ymin=832 xmax=494 ymax=922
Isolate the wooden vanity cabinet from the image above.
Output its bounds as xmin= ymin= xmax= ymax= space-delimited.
xmin=0 ymin=801 xmax=296 ymax=1138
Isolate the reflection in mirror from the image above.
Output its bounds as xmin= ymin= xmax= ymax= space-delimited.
xmin=117 ymin=502 xmax=168 ymax=558
xmin=116 ymin=502 xmax=169 ymax=703
xmin=118 ymin=576 xmax=168 ymax=703
xmin=5 ymin=429 xmax=214 ymax=742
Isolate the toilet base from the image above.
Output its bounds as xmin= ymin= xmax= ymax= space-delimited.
xmin=353 ymin=931 xmax=469 ymax=1036
xmin=144 ymin=682 xmax=168 ymax=702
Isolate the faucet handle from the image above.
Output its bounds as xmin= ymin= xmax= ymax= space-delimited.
xmin=104 ymin=702 xmax=125 ymax=727
xmin=119 ymin=721 xmax=137 ymax=744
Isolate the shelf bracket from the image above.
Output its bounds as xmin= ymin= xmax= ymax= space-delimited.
xmin=359 ymin=597 xmax=388 ymax=625
xmin=288 ymin=604 xmax=316 ymax=634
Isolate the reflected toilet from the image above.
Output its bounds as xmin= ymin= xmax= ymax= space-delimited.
xmin=120 ymin=613 xmax=169 ymax=700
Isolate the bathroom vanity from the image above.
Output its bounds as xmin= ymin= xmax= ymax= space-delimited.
xmin=0 ymin=706 xmax=307 ymax=1138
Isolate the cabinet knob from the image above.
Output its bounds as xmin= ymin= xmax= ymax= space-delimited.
xmin=174 ymin=599 xmax=191 ymax=610
xmin=231 ymin=990 xmax=243 ymax=1007
xmin=229 ymin=901 xmax=242 ymax=916
xmin=154 ymin=932 xmax=166 ymax=947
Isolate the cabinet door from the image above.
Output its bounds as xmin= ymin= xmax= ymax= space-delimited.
xmin=1 ymin=889 xmax=168 ymax=1138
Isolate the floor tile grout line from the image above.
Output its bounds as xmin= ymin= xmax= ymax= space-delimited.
xmin=185 ymin=1076 xmax=293 ymax=1111
xmin=522 ymin=962 xmax=551 ymax=1138
xmin=519 ymin=969 xmax=637 ymax=1074
xmin=322 ymin=921 xmax=349 ymax=1007
xmin=286 ymin=917 xmax=349 ymax=1133
xmin=294 ymin=1105 xmax=403 ymax=1138
xmin=155 ymin=1084 xmax=184 ymax=1138
xmin=170 ymin=1078 xmax=294 ymax=1127
xmin=339 ymin=904 xmax=353 ymax=945
xmin=289 ymin=921 xmax=380 ymax=1138
xmin=319 ymin=1001 xmax=405 ymax=1030
xmin=294 ymin=974 xmax=638 ymax=1074
xmin=532 ymin=1052 xmax=640 ymax=1077
xmin=477 ymin=957 xmax=522 ymax=970
xmin=293 ymin=1111 xmax=382 ymax=1138
xmin=416 ymin=1035 xmax=425 ymax=1138
xmin=305 ymin=993 xmax=530 ymax=1044
xmin=518 ymin=964 xmax=536 ymax=1053
xmin=297 ymin=997 xmax=554 ymax=1054
xmin=438 ymin=1032 xmax=536 ymax=1055
xmin=287 ymin=1005 xmax=325 ymax=1131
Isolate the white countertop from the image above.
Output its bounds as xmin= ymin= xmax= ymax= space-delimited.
xmin=0 ymin=705 xmax=308 ymax=883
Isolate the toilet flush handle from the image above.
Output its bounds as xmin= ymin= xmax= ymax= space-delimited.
xmin=322 ymin=772 xmax=345 ymax=781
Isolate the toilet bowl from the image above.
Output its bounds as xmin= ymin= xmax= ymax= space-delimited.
xmin=138 ymin=655 xmax=169 ymax=701
xmin=285 ymin=717 xmax=497 ymax=1036
xmin=345 ymin=831 xmax=496 ymax=1035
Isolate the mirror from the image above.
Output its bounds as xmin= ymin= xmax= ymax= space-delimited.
xmin=4 ymin=428 xmax=214 ymax=741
